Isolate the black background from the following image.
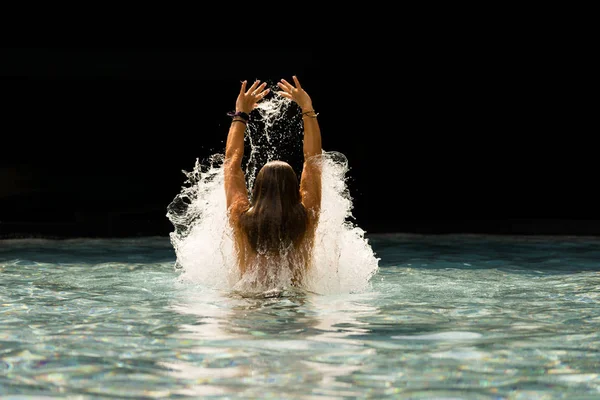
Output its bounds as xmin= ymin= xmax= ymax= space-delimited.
xmin=0 ymin=46 xmax=596 ymax=238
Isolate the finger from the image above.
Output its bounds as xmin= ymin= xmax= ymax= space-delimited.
xmin=292 ymin=75 xmax=302 ymax=89
xmin=246 ymin=80 xmax=261 ymax=95
xmin=280 ymin=79 xmax=294 ymax=91
xmin=277 ymin=85 xmax=293 ymax=96
xmin=256 ymin=88 xmax=270 ymax=100
xmin=281 ymin=79 xmax=294 ymax=91
xmin=276 ymin=91 xmax=292 ymax=99
xmin=252 ymin=82 xmax=268 ymax=96
xmin=240 ymin=80 xmax=247 ymax=94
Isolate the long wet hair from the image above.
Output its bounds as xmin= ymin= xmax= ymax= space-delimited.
xmin=239 ymin=160 xmax=308 ymax=254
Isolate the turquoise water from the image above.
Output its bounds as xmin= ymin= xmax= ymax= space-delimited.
xmin=1 ymin=234 xmax=599 ymax=399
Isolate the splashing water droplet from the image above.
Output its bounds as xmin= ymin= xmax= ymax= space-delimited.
xmin=166 ymin=94 xmax=379 ymax=294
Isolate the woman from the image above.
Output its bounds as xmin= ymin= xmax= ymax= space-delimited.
xmin=224 ymin=76 xmax=322 ymax=287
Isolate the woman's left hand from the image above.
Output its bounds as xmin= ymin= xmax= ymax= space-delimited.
xmin=236 ymin=80 xmax=270 ymax=114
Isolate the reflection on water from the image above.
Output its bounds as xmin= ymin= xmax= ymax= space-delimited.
xmin=165 ymin=287 xmax=382 ymax=398
xmin=1 ymin=235 xmax=599 ymax=398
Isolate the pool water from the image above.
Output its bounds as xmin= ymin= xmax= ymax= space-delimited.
xmin=1 ymin=234 xmax=599 ymax=399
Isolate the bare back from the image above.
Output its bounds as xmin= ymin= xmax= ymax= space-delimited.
xmin=227 ymin=156 xmax=322 ymax=284
xmin=223 ymin=75 xmax=322 ymax=286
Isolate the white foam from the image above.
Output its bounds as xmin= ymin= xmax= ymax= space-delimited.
xmin=166 ymin=94 xmax=379 ymax=294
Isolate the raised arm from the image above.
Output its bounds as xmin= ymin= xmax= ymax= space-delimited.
xmin=224 ymin=80 xmax=269 ymax=216
xmin=277 ymin=76 xmax=322 ymax=223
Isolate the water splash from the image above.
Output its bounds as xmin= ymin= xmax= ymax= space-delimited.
xmin=166 ymin=91 xmax=379 ymax=294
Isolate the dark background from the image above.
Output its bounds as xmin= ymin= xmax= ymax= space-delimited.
xmin=0 ymin=47 xmax=596 ymax=238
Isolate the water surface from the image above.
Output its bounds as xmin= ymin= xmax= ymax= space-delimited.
xmin=1 ymin=234 xmax=599 ymax=399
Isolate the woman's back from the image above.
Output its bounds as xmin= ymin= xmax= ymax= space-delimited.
xmin=223 ymin=76 xmax=322 ymax=288
xmin=231 ymin=219 xmax=315 ymax=287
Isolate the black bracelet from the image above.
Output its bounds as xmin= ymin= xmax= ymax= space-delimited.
xmin=227 ymin=111 xmax=250 ymax=121
xmin=231 ymin=119 xmax=247 ymax=125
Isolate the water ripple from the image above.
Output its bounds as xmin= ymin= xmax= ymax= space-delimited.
xmin=1 ymin=236 xmax=599 ymax=398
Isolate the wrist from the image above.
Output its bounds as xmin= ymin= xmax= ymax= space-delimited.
xmin=231 ymin=117 xmax=247 ymax=126
xmin=228 ymin=110 xmax=250 ymax=121
xmin=301 ymin=108 xmax=318 ymax=118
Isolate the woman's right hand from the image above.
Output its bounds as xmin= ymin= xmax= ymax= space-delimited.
xmin=236 ymin=80 xmax=270 ymax=114
xmin=277 ymin=76 xmax=313 ymax=112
